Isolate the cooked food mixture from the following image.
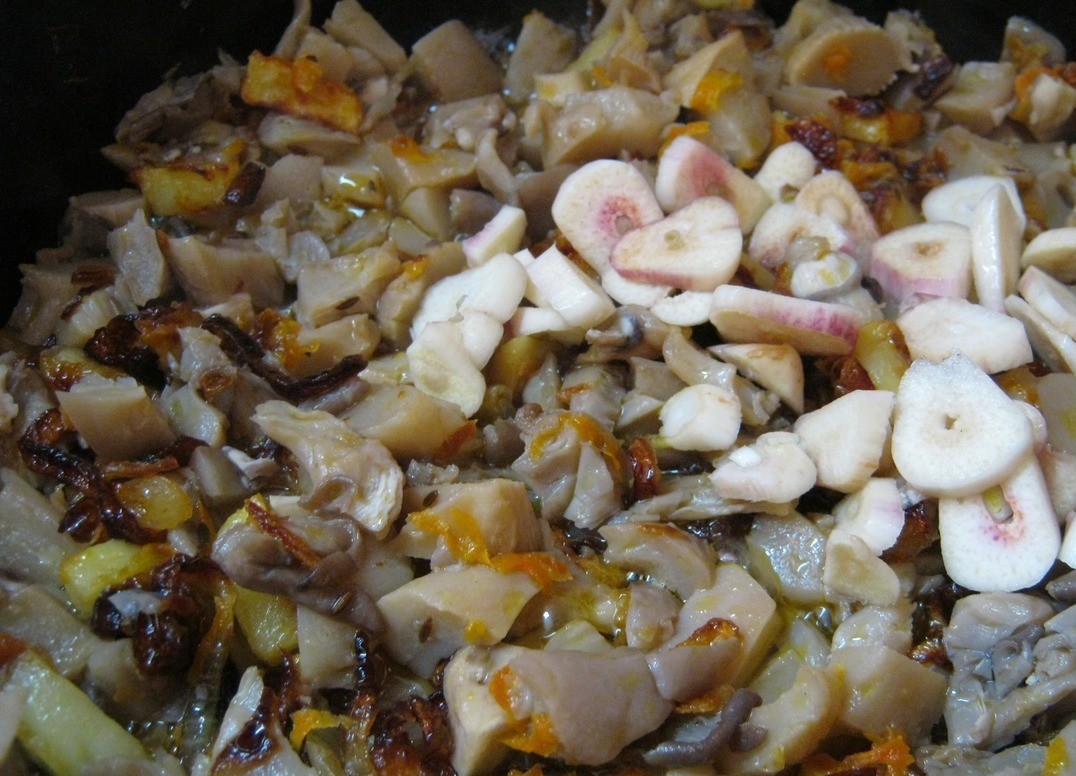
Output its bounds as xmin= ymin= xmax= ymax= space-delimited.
xmin=3 ymin=0 xmax=1076 ymax=773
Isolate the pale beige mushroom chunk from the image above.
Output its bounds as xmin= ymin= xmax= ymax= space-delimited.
xmin=785 ymin=16 xmax=905 ymax=97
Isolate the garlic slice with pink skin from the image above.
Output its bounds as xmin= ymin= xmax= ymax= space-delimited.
xmin=939 ymin=456 xmax=1061 ymax=593
xmin=654 ymin=135 xmax=770 ymax=233
xmin=710 ymin=285 xmax=867 ymax=356
xmin=551 ymin=159 xmax=664 ymax=273
xmin=891 ymin=353 xmax=1034 ymax=498
xmin=868 ymin=221 xmax=972 ymax=308
xmin=896 ymin=296 xmax=1032 ymax=375
xmin=609 ymin=197 xmax=742 ymax=292
xmin=462 ymin=204 xmax=527 ymax=266
xmin=970 ymin=185 xmax=1024 ymax=313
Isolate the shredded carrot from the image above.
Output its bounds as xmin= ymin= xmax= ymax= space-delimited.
xmin=659 ymin=121 xmax=711 ymax=155
xmin=491 ymin=553 xmax=572 ymax=588
xmin=822 ymin=45 xmax=853 ymax=82
xmin=390 ymin=135 xmax=430 ymax=162
xmin=531 ymin=412 xmax=625 ymax=480
xmin=689 ymin=70 xmax=744 ymax=114
xmin=1044 ymin=735 xmax=1070 ymax=776
xmin=801 ymin=730 xmax=915 ymax=776
xmin=409 ymin=506 xmax=490 ymax=566
xmin=679 ymin=617 xmax=741 ymax=647
xmin=434 ymin=421 xmax=477 ymax=459
xmin=501 ymin=713 xmax=559 ymax=757
xmin=289 ymin=708 xmax=348 ymax=750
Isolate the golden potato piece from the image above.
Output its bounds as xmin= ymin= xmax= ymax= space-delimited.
xmin=241 ymin=51 xmax=363 ymax=133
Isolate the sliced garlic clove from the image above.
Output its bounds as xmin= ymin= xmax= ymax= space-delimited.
xmin=939 ymin=456 xmax=1060 ymax=592
xmin=654 ymin=135 xmax=771 ymax=233
xmin=868 ymin=221 xmax=972 ymax=308
xmin=610 ymin=197 xmax=742 ymax=292
xmin=891 ymin=353 xmax=1033 ymax=498
xmin=551 ymin=159 xmax=664 ymax=272
xmin=659 ymin=383 xmax=741 ymax=452
xmin=970 ymin=185 xmax=1024 ymax=313
xmin=896 ymin=296 xmax=1032 ymax=375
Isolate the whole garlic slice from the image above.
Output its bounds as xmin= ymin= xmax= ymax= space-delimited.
xmin=868 ymin=221 xmax=972 ymax=308
xmin=654 ymin=135 xmax=771 ymax=233
xmin=891 ymin=353 xmax=1033 ymax=498
xmin=551 ymin=159 xmax=664 ymax=273
xmin=610 ymin=197 xmax=742 ymax=292
xmin=749 ymin=202 xmax=853 ymax=268
xmin=939 ymin=456 xmax=1060 ymax=593
xmin=753 ymin=141 xmax=817 ymax=203
xmin=795 ymin=172 xmax=880 ymax=263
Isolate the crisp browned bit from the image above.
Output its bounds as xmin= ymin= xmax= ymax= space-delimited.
xmin=913 ymin=54 xmax=956 ymax=101
xmin=18 ymin=409 xmax=164 ymax=544
xmin=883 ymin=498 xmax=940 ymax=563
xmin=224 ymin=161 xmax=266 ymax=207
xmin=369 ymin=694 xmax=455 ymax=776
xmin=786 ymin=117 xmax=841 ymax=169
xmin=627 ymin=436 xmax=661 ymax=501
xmin=246 ymin=497 xmax=323 ymax=569
xmin=202 ymin=314 xmax=365 ymax=402
xmin=85 ymin=313 xmax=167 ymax=389
xmin=214 ymin=684 xmax=282 ymax=771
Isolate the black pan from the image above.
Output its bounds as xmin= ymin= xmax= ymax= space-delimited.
xmin=1 ymin=0 xmax=1072 ymax=319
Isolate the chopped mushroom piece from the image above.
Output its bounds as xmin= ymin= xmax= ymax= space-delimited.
xmin=252 ymin=400 xmax=403 ymax=536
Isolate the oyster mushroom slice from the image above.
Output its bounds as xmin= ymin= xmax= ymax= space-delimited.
xmin=891 ymin=353 xmax=1033 ymax=498
xmin=252 ymin=400 xmax=403 ymax=537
